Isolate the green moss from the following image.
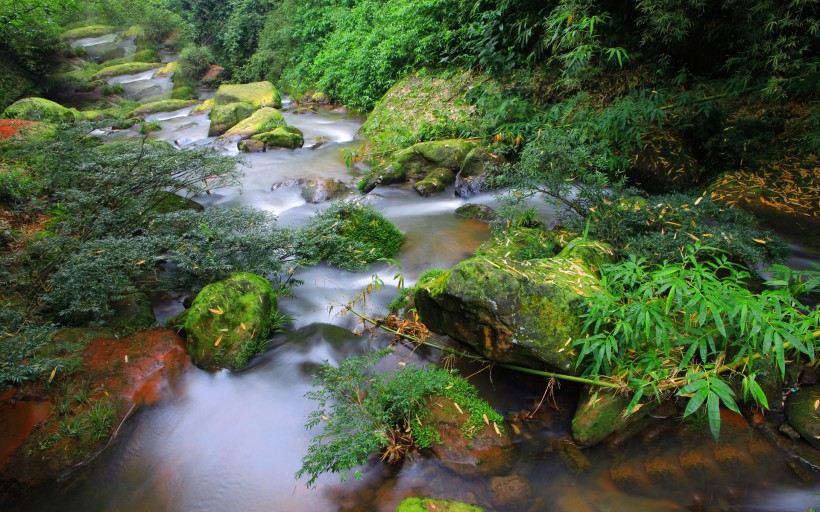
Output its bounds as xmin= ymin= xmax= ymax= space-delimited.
xmin=224 ymin=107 xmax=286 ymax=139
xmin=100 ymin=50 xmax=160 ymax=67
xmin=214 ymin=81 xmax=282 ymax=108
xmin=183 ymin=272 xmax=280 ymax=370
xmin=571 ymin=387 xmax=656 ymax=446
xmin=785 ymin=386 xmax=820 ymax=449
xmin=154 ymin=61 xmax=177 ymax=77
xmin=171 ymin=86 xmax=197 ymax=100
xmin=92 ymin=62 xmax=163 ymax=80
xmin=129 ymin=99 xmax=199 ymax=117
xmin=252 ymin=126 xmax=304 ymax=148
xmin=208 ymin=101 xmax=256 ymax=136
xmin=476 ymin=227 xmax=565 ymax=261
xmin=556 ymin=237 xmax=616 ymax=273
xmin=60 ymin=25 xmax=116 ymax=41
xmin=192 ymin=98 xmax=214 ymax=114
xmin=2 ymin=97 xmax=81 ymax=124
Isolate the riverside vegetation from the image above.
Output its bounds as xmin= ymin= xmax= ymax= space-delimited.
xmin=0 ymin=0 xmax=818 ymax=506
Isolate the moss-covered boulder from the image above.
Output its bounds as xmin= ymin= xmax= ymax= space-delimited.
xmin=301 ymin=178 xmax=349 ymax=203
xmin=214 ymin=81 xmax=282 ymax=109
xmin=396 ymin=498 xmax=485 ymax=512
xmin=454 ymin=203 xmax=498 ymax=223
xmin=238 ymin=139 xmax=266 ymax=153
xmin=223 ymin=107 xmax=285 ymax=139
xmin=252 ymin=126 xmax=304 ymax=149
xmin=183 ymin=273 xmax=280 ymax=370
xmin=92 ymin=62 xmax=163 ymax=80
xmin=556 ymin=237 xmax=616 ymax=273
xmin=2 ymin=97 xmax=82 ymax=124
xmin=571 ymin=387 xmax=657 ymax=447
xmin=413 ymin=167 xmax=456 ymax=196
xmin=208 ymin=101 xmax=256 ymax=136
xmin=785 ymin=385 xmax=820 ymax=449
xmin=129 ymin=99 xmax=199 ymax=117
xmin=414 ymin=240 xmax=612 ymax=371
xmin=359 ymin=139 xmax=476 ymax=193
xmin=630 ymin=126 xmax=701 ymax=192
xmin=475 ymin=227 xmax=571 ymax=261
xmin=60 ymin=25 xmax=116 ymax=41
xmin=455 ymin=147 xmax=502 ymax=198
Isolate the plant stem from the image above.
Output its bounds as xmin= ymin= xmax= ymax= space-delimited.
xmin=347 ymin=308 xmax=622 ymax=390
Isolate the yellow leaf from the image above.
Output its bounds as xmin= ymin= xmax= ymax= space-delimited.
xmin=208 ymin=306 xmax=224 ymax=315
xmin=48 ymin=367 xmax=57 ymax=384
xmin=240 ymin=322 xmax=246 ymax=331
xmin=567 ymin=14 xmax=573 ymax=26
xmin=752 ymin=238 xmax=767 ymax=244
xmin=814 ymin=399 xmax=819 ymax=410
xmin=483 ymin=413 xmax=489 ymax=426
xmin=135 ymin=260 xmax=146 ymax=265
xmin=454 ymin=402 xmax=464 ymax=415
xmin=511 ymin=423 xmax=521 ymax=435
xmin=214 ymin=335 xmax=222 ymax=347
xmin=694 ymin=196 xmax=703 ymax=205
xmin=493 ymin=422 xmax=501 ymax=436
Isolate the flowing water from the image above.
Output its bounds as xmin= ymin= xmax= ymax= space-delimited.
xmin=8 ymin=37 xmax=820 ymax=512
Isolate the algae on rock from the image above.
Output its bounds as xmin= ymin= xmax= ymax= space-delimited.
xmin=183 ymin=272 xmax=281 ymax=370
xmin=214 ymin=81 xmax=282 ymax=109
xmin=252 ymin=126 xmax=304 ymax=149
xmin=223 ymin=107 xmax=286 ymax=139
xmin=2 ymin=97 xmax=83 ymax=124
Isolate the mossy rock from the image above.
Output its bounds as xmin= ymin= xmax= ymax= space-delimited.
xmin=630 ymin=126 xmax=701 ymax=193
xmin=252 ymin=126 xmax=304 ymax=149
xmin=223 ymin=107 xmax=285 ymax=139
xmin=2 ymin=97 xmax=82 ymax=124
xmin=214 ymin=81 xmax=282 ymax=109
xmin=455 ymin=147 xmax=502 ymax=197
xmin=301 ymin=178 xmax=349 ymax=203
xmin=92 ymin=62 xmax=163 ymax=80
xmin=475 ymin=227 xmax=568 ymax=261
xmin=208 ymin=101 xmax=256 ymax=136
xmin=571 ymin=387 xmax=657 ymax=447
xmin=100 ymin=49 xmax=159 ymax=68
xmin=238 ymin=139 xmax=266 ymax=153
xmin=454 ymin=203 xmax=498 ymax=223
xmin=154 ymin=61 xmax=177 ymax=77
xmin=396 ymin=497 xmax=486 ymax=512
xmin=60 ymin=25 xmax=116 ymax=41
xmin=129 ymin=99 xmax=199 ymax=117
xmin=171 ymin=86 xmax=197 ymax=100
xmin=183 ymin=272 xmax=279 ymax=370
xmin=414 ymin=248 xmax=607 ymax=372
xmin=785 ymin=385 xmax=820 ymax=449
xmin=413 ymin=167 xmax=456 ymax=196
xmin=193 ymin=98 xmax=214 ymax=114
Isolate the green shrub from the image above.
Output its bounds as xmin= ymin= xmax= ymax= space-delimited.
xmin=0 ymin=305 xmax=61 ymax=390
xmin=296 ymin=202 xmax=404 ymax=271
xmin=0 ymin=166 xmax=39 ymax=205
xmin=176 ymin=46 xmax=213 ymax=82
xmin=575 ymin=244 xmax=819 ymax=439
xmin=297 ymin=348 xmax=503 ymax=486
xmin=171 ymin=86 xmax=197 ymax=100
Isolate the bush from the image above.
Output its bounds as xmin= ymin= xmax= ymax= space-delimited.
xmin=575 ymin=244 xmax=819 ymax=439
xmin=296 ymin=202 xmax=404 ymax=271
xmin=176 ymin=46 xmax=213 ymax=83
xmin=0 ymin=165 xmax=39 ymax=206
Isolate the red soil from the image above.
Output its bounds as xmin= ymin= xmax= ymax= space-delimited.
xmin=0 ymin=119 xmax=37 ymax=141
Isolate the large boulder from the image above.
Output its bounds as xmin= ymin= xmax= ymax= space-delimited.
xmin=301 ymin=178 xmax=349 ymax=203
xmin=413 ymin=167 xmax=456 ymax=197
xmin=182 ymin=273 xmax=280 ymax=370
xmin=785 ymin=385 xmax=820 ymax=449
xmin=2 ymin=97 xmax=82 ymax=124
xmin=208 ymin=101 xmax=256 ymax=136
xmin=571 ymin=387 xmax=656 ymax=447
xmin=396 ymin=498 xmax=485 ymax=512
xmin=359 ymin=139 xmax=476 ymax=193
xmin=214 ymin=81 xmax=282 ymax=109
xmin=414 ymin=239 xmax=613 ymax=372
xmin=455 ymin=148 xmax=501 ymax=197
xmin=223 ymin=107 xmax=285 ymax=139
xmin=252 ymin=126 xmax=304 ymax=149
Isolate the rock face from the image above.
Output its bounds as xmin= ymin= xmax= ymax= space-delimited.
xmin=2 ymin=97 xmax=82 ymax=124
xmin=223 ymin=107 xmax=285 ymax=139
xmin=395 ymin=498 xmax=485 ymax=512
xmin=785 ymin=385 xmax=820 ymax=449
xmin=415 ymin=238 xmax=612 ymax=372
xmin=208 ymin=81 xmax=283 ymax=136
xmin=252 ymin=126 xmax=304 ymax=149
xmin=183 ymin=273 xmax=279 ymax=370
xmin=425 ymin=397 xmax=514 ymax=476
xmin=301 ymin=178 xmax=349 ymax=203
xmin=359 ymin=139 xmax=476 ymax=193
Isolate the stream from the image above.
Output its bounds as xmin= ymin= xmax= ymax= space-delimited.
xmin=8 ymin=38 xmax=820 ymax=512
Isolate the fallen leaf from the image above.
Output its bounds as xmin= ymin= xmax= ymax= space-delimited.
xmin=483 ymin=413 xmax=489 ymax=426
xmin=48 ymin=367 xmax=57 ymax=384
xmin=454 ymin=402 xmax=464 ymax=415
xmin=209 ymin=306 xmax=224 ymax=315
xmin=240 ymin=322 xmax=246 ymax=331
xmin=214 ymin=335 xmax=222 ymax=347
xmin=493 ymin=422 xmax=501 ymax=435
xmin=752 ymin=238 xmax=767 ymax=244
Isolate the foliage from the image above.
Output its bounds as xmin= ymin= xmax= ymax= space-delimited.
xmin=575 ymin=244 xmax=819 ymax=439
xmin=176 ymin=45 xmax=213 ymax=82
xmin=296 ymin=202 xmax=404 ymax=272
xmin=90 ymin=0 xmax=187 ymax=46
xmin=0 ymin=304 xmax=61 ymax=390
xmin=297 ymin=348 xmax=503 ymax=486
xmin=0 ymin=164 xmax=39 ymax=207
xmin=233 ymin=0 xmax=297 ymax=85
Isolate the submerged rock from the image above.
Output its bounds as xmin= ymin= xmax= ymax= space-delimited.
xmin=424 ymin=396 xmax=514 ymax=476
xmin=183 ymin=272 xmax=280 ymax=370
xmin=395 ymin=497 xmax=485 ymax=512
xmin=571 ymin=387 xmax=657 ymax=447
xmin=785 ymin=386 xmax=820 ymax=449
xmin=415 ymin=238 xmax=612 ymax=372
xmin=301 ymin=178 xmax=349 ymax=203
xmin=2 ymin=97 xmax=82 ymax=124
xmin=238 ymin=139 xmax=266 ymax=153
xmin=413 ymin=167 xmax=456 ymax=196
xmin=490 ymin=474 xmax=532 ymax=510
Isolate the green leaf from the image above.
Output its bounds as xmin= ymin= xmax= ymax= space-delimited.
xmin=683 ymin=386 xmax=709 ymax=417
xmin=707 ymin=391 xmax=721 ymax=440
xmin=624 ymin=387 xmax=644 ymax=417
